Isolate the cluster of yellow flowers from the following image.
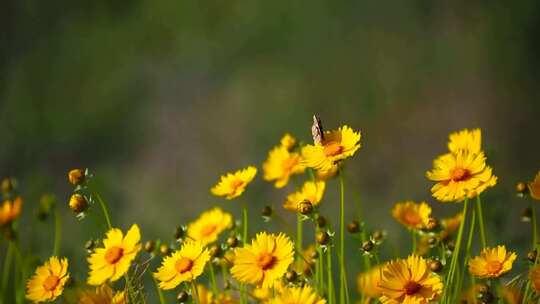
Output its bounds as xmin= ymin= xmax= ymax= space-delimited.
xmin=0 ymin=119 xmax=539 ymax=304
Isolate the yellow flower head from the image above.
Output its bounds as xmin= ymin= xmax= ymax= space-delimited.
xmin=263 ymin=140 xmax=305 ymax=188
xmin=379 ymin=255 xmax=443 ymax=304
xmin=187 ymin=208 xmax=233 ymax=245
xmin=26 ymin=256 xmax=69 ymax=303
xmin=253 ymin=282 xmax=284 ymax=302
xmin=302 ymin=125 xmax=361 ymax=173
xmin=426 ymin=151 xmax=497 ymax=202
xmin=87 ymin=224 xmax=141 ymax=285
xmin=78 ymin=285 xmax=126 ymax=304
xmin=283 ymin=181 xmax=325 ymax=212
xmin=529 ymin=264 xmax=540 ymax=294
xmin=268 ymin=285 xmax=326 ymax=304
xmin=231 ymin=232 xmax=294 ymax=288
xmin=528 ymin=171 xmax=540 ymax=200
xmin=468 ymin=245 xmax=516 ymax=279
xmin=391 ymin=201 xmax=431 ymax=230
xmin=448 ymin=128 xmax=482 ymax=154
xmin=0 ymin=196 xmax=22 ymax=226
xmin=154 ymin=240 xmax=210 ymax=290
xmin=280 ymin=133 xmax=297 ymax=150
xmin=357 ymin=266 xmax=382 ymax=301
xmin=440 ymin=212 xmax=463 ymax=241
xmin=211 ymin=166 xmax=257 ymax=200
xmin=316 ymin=166 xmax=339 ymax=181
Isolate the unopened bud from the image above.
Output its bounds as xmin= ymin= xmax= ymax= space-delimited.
xmin=347 ymin=220 xmax=360 ymax=233
xmin=68 ymin=169 xmax=85 ymax=186
xmin=69 ymin=194 xmax=88 ymax=213
xmin=298 ymin=200 xmax=313 ymax=215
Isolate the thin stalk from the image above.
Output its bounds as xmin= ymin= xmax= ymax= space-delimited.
xmin=444 ymin=199 xmax=468 ymax=303
xmin=94 ymin=192 xmax=113 ymax=229
xmin=297 ymin=212 xmax=303 ymax=268
xmin=317 ymin=245 xmax=324 ymax=293
xmin=12 ymin=241 xmax=24 ymax=304
xmin=191 ymin=280 xmax=200 ymax=304
xmin=360 ymin=230 xmax=372 ymax=271
xmin=209 ymin=263 xmax=218 ymax=295
xmin=456 ymin=207 xmax=476 ymax=299
xmin=327 ymin=246 xmax=335 ymax=304
xmin=53 ymin=209 xmax=62 ymax=256
xmin=475 ymin=196 xmax=487 ymax=248
xmin=411 ymin=230 xmax=417 ymax=254
xmin=242 ymin=206 xmax=248 ymax=245
xmin=152 ymin=276 xmax=166 ymax=304
xmin=532 ymin=205 xmax=538 ymax=248
xmin=1 ymin=242 xmax=13 ymax=304
xmin=338 ymin=172 xmax=348 ymax=304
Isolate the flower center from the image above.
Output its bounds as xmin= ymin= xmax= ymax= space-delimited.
xmin=404 ymin=281 xmax=421 ymax=295
xmin=450 ymin=167 xmax=470 ymax=182
xmin=486 ymin=261 xmax=502 ymax=274
xmin=104 ymin=246 xmax=124 ymax=264
xmin=201 ymin=224 xmax=217 ymax=237
xmin=257 ymin=253 xmax=276 ymax=270
xmin=230 ymin=179 xmax=244 ymax=191
xmin=404 ymin=211 xmax=421 ymax=225
xmin=175 ymin=257 xmax=194 ymax=273
xmin=42 ymin=275 xmax=60 ymax=291
xmin=323 ymin=142 xmax=344 ymax=157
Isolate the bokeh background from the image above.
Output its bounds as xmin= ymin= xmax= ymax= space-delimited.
xmin=2 ymin=0 xmax=540 ymax=301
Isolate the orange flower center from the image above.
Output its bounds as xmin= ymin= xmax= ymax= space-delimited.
xmin=404 ymin=281 xmax=421 ymax=295
xmin=201 ymin=224 xmax=217 ymax=237
xmin=450 ymin=167 xmax=470 ymax=182
xmin=486 ymin=260 xmax=502 ymax=274
xmin=230 ymin=179 xmax=244 ymax=192
xmin=42 ymin=275 xmax=60 ymax=291
xmin=175 ymin=257 xmax=194 ymax=273
xmin=404 ymin=211 xmax=421 ymax=225
xmin=257 ymin=253 xmax=276 ymax=270
xmin=323 ymin=142 xmax=344 ymax=157
xmin=104 ymin=246 xmax=124 ymax=264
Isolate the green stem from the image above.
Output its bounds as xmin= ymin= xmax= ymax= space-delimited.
xmin=532 ymin=204 xmax=538 ymax=248
xmin=209 ymin=263 xmax=218 ymax=296
xmin=152 ymin=276 xmax=166 ymax=304
xmin=338 ymin=172 xmax=348 ymax=304
xmin=242 ymin=206 xmax=248 ymax=245
xmin=444 ymin=199 xmax=468 ymax=303
xmin=297 ymin=212 xmax=303 ymax=267
xmin=191 ymin=280 xmax=200 ymax=304
xmin=317 ymin=245 xmax=324 ymax=293
xmin=456 ymin=207 xmax=476 ymax=299
xmin=53 ymin=209 xmax=62 ymax=256
xmin=411 ymin=230 xmax=417 ymax=254
xmin=327 ymin=246 xmax=335 ymax=304
xmin=1 ymin=242 xmax=13 ymax=304
xmin=94 ymin=192 xmax=113 ymax=229
xmin=475 ymin=196 xmax=487 ymax=248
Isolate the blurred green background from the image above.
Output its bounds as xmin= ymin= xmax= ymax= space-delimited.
xmin=2 ymin=0 xmax=540 ymax=301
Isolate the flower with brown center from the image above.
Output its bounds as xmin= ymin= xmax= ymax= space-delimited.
xmin=26 ymin=256 xmax=70 ymax=303
xmin=468 ymin=245 xmax=517 ymax=279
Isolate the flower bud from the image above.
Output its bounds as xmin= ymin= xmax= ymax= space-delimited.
xmin=174 ymin=226 xmax=185 ymax=240
xmin=372 ymin=230 xmax=384 ymax=241
xmin=1 ymin=178 xmax=14 ymax=194
xmin=316 ymin=216 xmax=327 ymax=228
xmin=298 ymin=200 xmax=313 ymax=215
xmin=69 ymin=194 xmax=88 ymax=213
xmin=528 ymin=250 xmax=537 ymax=263
xmin=316 ymin=231 xmax=330 ymax=245
xmin=429 ymin=259 xmax=443 ymax=272
xmin=85 ymin=239 xmax=95 ymax=252
xmin=160 ymin=244 xmax=171 ymax=256
xmin=144 ymin=240 xmax=156 ymax=253
xmin=516 ymin=182 xmax=528 ymax=195
xmin=310 ymin=251 xmax=319 ymax=260
xmin=176 ymin=291 xmax=189 ymax=303
xmin=362 ymin=240 xmax=374 ymax=252
xmin=347 ymin=220 xmax=360 ymax=233
xmin=261 ymin=206 xmax=273 ymax=217
xmin=285 ymin=270 xmax=297 ymax=282
xmin=209 ymin=245 xmax=223 ymax=258
xmin=68 ymin=169 xmax=85 ymax=186
xmin=426 ymin=217 xmax=439 ymax=230
xmin=226 ymin=236 xmax=239 ymax=248
xmin=522 ymin=207 xmax=533 ymax=222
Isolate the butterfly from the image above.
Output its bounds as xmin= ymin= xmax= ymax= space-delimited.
xmin=311 ymin=115 xmax=324 ymax=145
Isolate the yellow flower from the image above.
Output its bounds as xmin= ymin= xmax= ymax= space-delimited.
xmin=440 ymin=213 xmax=463 ymax=241
xmin=26 ymin=256 xmax=69 ymax=303
xmin=268 ymin=285 xmax=326 ymax=304
xmin=280 ymin=133 xmax=297 ymax=150
xmin=530 ymin=264 xmax=540 ymax=294
xmin=283 ymin=181 xmax=325 ymax=212
xmin=187 ymin=208 xmax=233 ymax=245
xmin=154 ymin=240 xmax=210 ymax=290
xmin=263 ymin=142 xmax=304 ymax=188
xmin=302 ymin=125 xmax=361 ymax=173
xmin=316 ymin=166 xmax=338 ymax=181
xmin=194 ymin=284 xmax=214 ymax=304
xmin=78 ymin=285 xmax=126 ymax=304
xmin=357 ymin=266 xmax=382 ymax=301
xmin=448 ymin=128 xmax=482 ymax=154
xmin=426 ymin=151 xmax=497 ymax=202
xmin=379 ymin=255 xmax=443 ymax=304
xmin=87 ymin=224 xmax=141 ymax=285
xmin=528 ymin=171 xmax=540 ymax=200
xmin=211 ymin=166 xmax=257 ymax=200
xmin=253 ymin=282 xmax=284 ymax=302
xmin=391 ymin=201 xmax=431 ymax=230
xmin=0 ymin=196 xmax=22 ymax=226
xmin=468 ymin=245 xmax=516 ymax=279
xmin=231 ymin=232 xmax=294 ymax=288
